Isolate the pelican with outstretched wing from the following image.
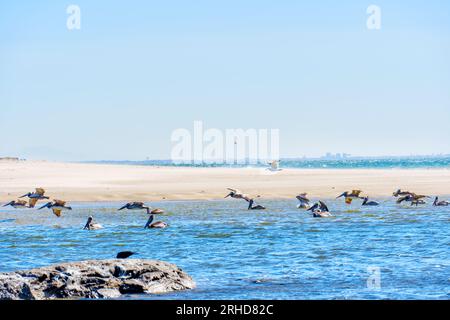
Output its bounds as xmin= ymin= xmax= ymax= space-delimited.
xmin=337 ymin=190 xmax=364 ymax=204
xmin=2 ymin=199 xmax=28 ymax=209
xmin=19 ymin=188 xmax=49 ymax=208
xmin=38 ymin=199 xmax=72 ymax=217
xmin=392 ymin=189 xmax=414 ymax=197
xmin=397 ymin=193 xmax=429 ymax=206
xmin=118 ymin=202 xmax=164 ymax=214
xmin=224 ymin=188 xmax=252 ymax=202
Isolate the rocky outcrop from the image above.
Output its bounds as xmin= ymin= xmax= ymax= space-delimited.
xmin=0 ymin=259 xmax=195 ymax=300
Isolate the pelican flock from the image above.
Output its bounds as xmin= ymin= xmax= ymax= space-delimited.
xmin=0 ymin=186 xmax=447 ymax=233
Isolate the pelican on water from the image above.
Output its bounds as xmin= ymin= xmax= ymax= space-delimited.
xmin=362 ymin=197 xmax=379 ymax=206
xmin=248 ymin=199 xmax=266 ymax=210
xmin=337 ymin=190 xmax=364 ymax=204
xmin=433 ymin=197 xmax=449 ymax=207
xmin=144 ymin=214 xmax=168 ymax=228
xmin=396 ymin=193 xmax=428 ymax=206
xmin=83 ymin=216 xmax=103 ymax=230
xmin=307 ymin=201 xmax=332 ymax=217
xmin=118 ymin=202 xmax=164 ymax=214
xmin=19 ymin=188 xmax=49 ymax=208
xmin=38 ymin=200 xmax=72 ymax=217
xmin=2 ymin=200 xmax=28 ymax=209
xmin=296 ymin=193 xmax=310 ymax=209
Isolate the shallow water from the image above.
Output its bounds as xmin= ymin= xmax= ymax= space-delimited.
xmin=0 ymin=199 xmax=449 ymax=300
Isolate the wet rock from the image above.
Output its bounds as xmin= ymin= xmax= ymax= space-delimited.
xmin=0 ymin=259 xmax=195 ymax=300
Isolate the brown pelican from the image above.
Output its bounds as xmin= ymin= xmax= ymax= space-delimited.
xmin=296 ymin=193 xmax=310 ymax=209
xmin=307 ymin=201 xmax=332 ymax=217
xmin=393 ymin=189 xmax=413 ymax=197
xmin=2 ymin=200 xmax=28 ymax=209
xmin=83 ymin=216 xmax=103 ymax=230
xmin=362 ymin=197 xmax=379 ymax=206
xmin=38 ymin=200 xmax=72 ymax=217
xmin=19 ymin=188 xmax=49 ymax=208
xmin=248 ymin=199 xmax=266 ymax=210
xmin=144 ymin=214 xmax=168 ymax=228
xmin=397 ymin=193 xmax=428 ymax=206
xmin=224 ymin=188 xmax=252 ymax=202
xmin=433 ymin=197 xmax=449 ymax=207
xmin=117 ymin=251 xmax=136 ymax=259
xmin=118 ymin=202 xmax=164 ymax=214
xmin=337 ymin=190 xmax=363 ymax=204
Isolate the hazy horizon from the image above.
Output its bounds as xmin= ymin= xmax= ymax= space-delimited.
xmin=3 ymin=153 xmax=449 ymax=163
xmin=1 ymin=1 xmax=449 ymax=161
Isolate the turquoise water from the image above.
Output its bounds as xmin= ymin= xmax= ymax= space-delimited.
xmin=90 ymin=156 xmax=450 ymax=169
xmin=0 ymin=199 xmax=449 ymax=300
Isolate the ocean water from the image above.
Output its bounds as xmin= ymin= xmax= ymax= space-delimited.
xmin=90 ymin=156 xmax=450 ymax=169
xmin=0 ymin=199 xmax=449 ymax=300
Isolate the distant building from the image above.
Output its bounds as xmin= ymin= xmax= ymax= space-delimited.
xmin=322 ymin=153 xmax=351 ymax=160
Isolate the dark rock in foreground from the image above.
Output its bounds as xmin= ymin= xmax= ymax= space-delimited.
xmin=0 ymin=259 xmax=195 ymax=300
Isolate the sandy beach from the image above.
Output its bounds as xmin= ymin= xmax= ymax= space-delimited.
xmin=0 ymin=160 xmax=449 ymax=202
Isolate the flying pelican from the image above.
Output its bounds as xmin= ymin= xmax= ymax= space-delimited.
xmin=144 ymin=214 xmax=168 ymax=229
xmin=118 ymin=202 xmax=164 ymax=214
xmin=248 ymin=199 xmax=266 ymax=210
xmin=362 ymin=197 xmax=379 ymax=206
xmin=117 ymin=251 xmax=136 ymax=259
xmin=2 ymin=200 xmax=28 ymax=209
xmin=433 ymin=197 xmax=449 ymax=207
xmin=307 ymin=201 xmax=332 ymax=217
xmin=396 ymin=193 xmax=428 ymax=206
xmin=38 ymin=200 xmax=72 ymax=217
xmin=296 ymin=193 xmax=310 ymax=209
xmin=336 ymin=190 xmax=364 ymax=204
xmin=19 ymin=188 xmax=49 ymax=208
xmin=393 ymin=189 xmax=414 ymax=197
xmin=224 ymin=188 xmax=252 ymax=202
xmin=83 ymin=216 xmax=103 ymax=230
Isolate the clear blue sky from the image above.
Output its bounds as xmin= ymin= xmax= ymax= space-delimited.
xmin=1 ymin=1 xmax=449 ymax=161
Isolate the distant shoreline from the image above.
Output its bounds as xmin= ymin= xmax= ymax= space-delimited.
xmin=82 ymin=156 xmax=450 ymax=170
xmin=1 ymin=160 xmax=449 ymax=202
